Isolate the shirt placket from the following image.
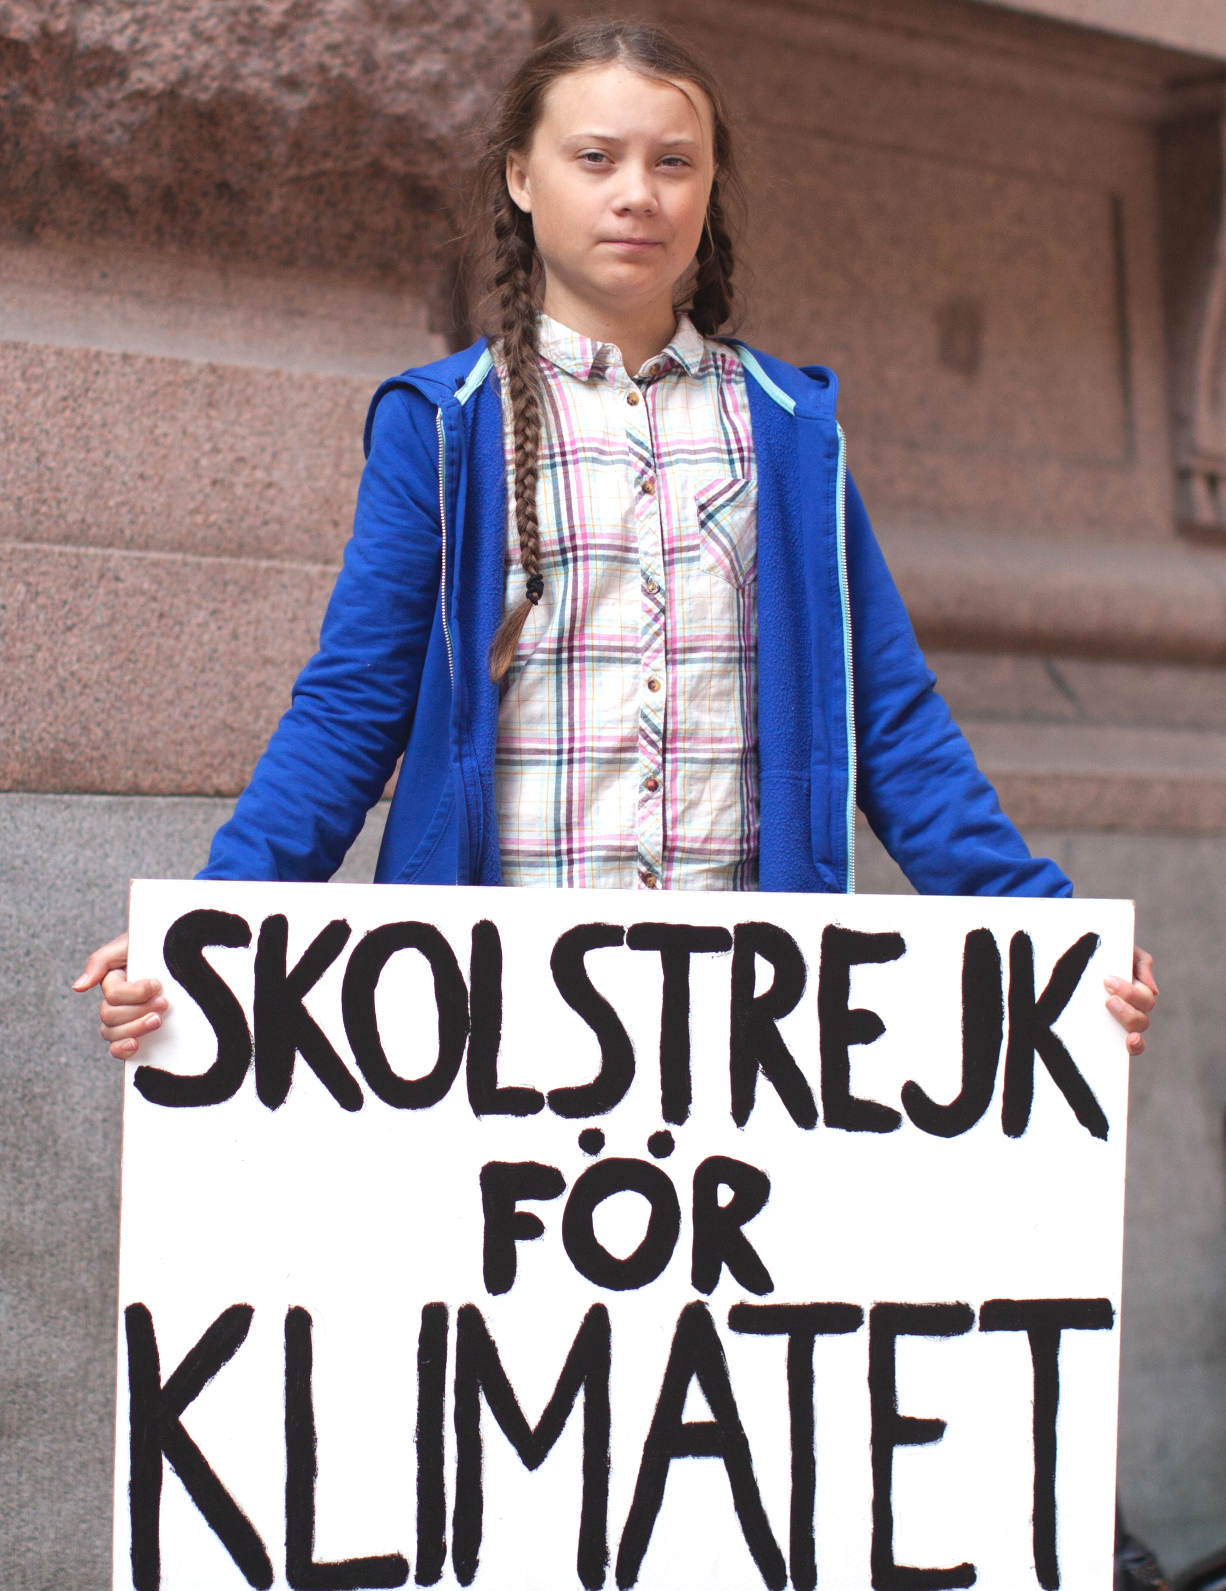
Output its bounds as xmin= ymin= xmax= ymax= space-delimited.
xmin=623 ymin=368 xmax=667 ymax=889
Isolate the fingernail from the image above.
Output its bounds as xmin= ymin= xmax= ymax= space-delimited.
xmin=144 ymin=1014 xmax=160 ymax=1031
xmin=153 ymin=996 xmax=168 ymax=1012
xmin=148 ymin=980 xmax=162 ymax=996
xmin=1104 ymin=976 xmax=1123 ymax=994
xmin=121 ymin=1039 xmax=137 ymax=1056
xmin=1106 ymin=996 xmax=1124 ymax=1016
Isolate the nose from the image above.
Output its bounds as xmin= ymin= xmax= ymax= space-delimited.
xmin=614 ymin=161 xmax=658 ymax=215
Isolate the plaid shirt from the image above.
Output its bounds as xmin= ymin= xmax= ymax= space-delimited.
xmin=494 ymin=314 xmax=759 ymax=891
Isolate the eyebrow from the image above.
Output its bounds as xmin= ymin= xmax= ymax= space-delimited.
xmin=561 ymin=133 xmax=701 ymax=148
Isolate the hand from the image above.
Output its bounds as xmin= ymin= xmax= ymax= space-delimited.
xmin=1104 ymin=945 xmax=1157 ymax=1057
xmin=73 ymin=931 xmax=168 ymax=1060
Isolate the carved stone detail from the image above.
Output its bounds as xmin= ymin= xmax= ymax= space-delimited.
xmin=1159 ymin=90 xmax=1226 ymax=541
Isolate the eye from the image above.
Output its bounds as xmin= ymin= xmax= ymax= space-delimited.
xmin=578 ymin=150 xmax=611 ymax=167
xmin=659 ymin=155 xmax=692 ymax=170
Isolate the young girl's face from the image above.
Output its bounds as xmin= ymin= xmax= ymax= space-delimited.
xmin=506 ymin=62 xmax=716 ymax=336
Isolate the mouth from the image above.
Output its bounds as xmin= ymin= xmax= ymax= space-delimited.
xmin=601 ymin=238 xmax=663 ymax=249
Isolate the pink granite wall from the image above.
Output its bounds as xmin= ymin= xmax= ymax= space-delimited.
xmin=6 ymin=0 xmax=1226 ymax=818
xmin=1 ymin=0 xmax=528 ymax=294
xmin=1 ymin=0 xmax=534 ymax=797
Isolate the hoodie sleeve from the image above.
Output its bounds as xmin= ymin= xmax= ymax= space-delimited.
xmin=198 ymin=383 xmax=443 ymax=881
xmin=844 ymin=472 xmax=1072 ymax=898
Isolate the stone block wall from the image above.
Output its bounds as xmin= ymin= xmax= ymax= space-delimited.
xmin=5 ymin=0 xmax=1226 ymax=1583
xmin=0 ymin=244 xmax=425 ymax=797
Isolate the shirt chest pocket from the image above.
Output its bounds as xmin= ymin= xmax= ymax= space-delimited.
xmin=694 ymin=476 xmax=758 ymax=588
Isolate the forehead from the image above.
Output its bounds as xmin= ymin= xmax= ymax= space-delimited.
xmin=535 ymin=61 xmax=714 ymax=148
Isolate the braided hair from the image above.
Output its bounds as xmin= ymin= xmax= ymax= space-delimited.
xmin=467 ymin=20 xmax=744 ymax=682
xmin=485 ymin=184 xmax=545 ymax=681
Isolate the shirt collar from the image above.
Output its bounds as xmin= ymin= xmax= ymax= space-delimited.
xmin=535 ymin=312 xmax=707 ymax=382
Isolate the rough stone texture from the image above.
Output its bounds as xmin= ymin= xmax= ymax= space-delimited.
xmin=0 ymin=793 xmax=386 ymax=1591
xmin=856 ymin=821 xmax=1226 ymax=1575
xmin=0 ymin=0 xmax=533 ymax=300
xmin=1 ymin=542 xmax=339 ymax=794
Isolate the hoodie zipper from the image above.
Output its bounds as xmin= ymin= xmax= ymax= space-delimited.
xmin=435 ymin=408 xmax=455 ymax=688
xmin=835 ymin=422 xmax=856 ymax=892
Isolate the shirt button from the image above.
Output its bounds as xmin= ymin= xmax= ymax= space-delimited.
xmin=644 ymin=776 xmax=660 ymax=793
xmin=640 ymin=870 xmax=659 ymax=889
xmin=644 ymin=577 xmax=660 ymax=595
xmin=647 ymin=677 xmax=662 ymax=692
xmin=641 ymin=477 xmax=656 ymax=496
xmin=627 ymin=390 xmax=641 ymax=407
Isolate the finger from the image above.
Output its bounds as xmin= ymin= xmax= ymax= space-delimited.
xmin=1126 ymin=1031 xmax=1146 ymax=1057
xmin=1105 ymin=969 xmax=1156 ymax=1011
xmin=1132 ymin=946 xmax=1158 ymax=999
xmin=110 ymin=1036 xmax=142 ymax=1061
xmin=100 ymin=971 xmax=164 ymax=1009
xmin=1105 ymin=975 xmax=1156 ymax=1016
xmin=99 ymin=999 xmax=166 ymax=1037
xmin=73 ymin=932 xmax=131 ymax=991
xmin=101 ymin=1010 xmax=164 ymax=1045
xmin=1105 ymin=992 xmax=1150 ymax=1034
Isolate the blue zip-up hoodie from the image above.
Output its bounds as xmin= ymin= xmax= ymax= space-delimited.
xmin=201 ymin=340 xmax=1071 ymax=899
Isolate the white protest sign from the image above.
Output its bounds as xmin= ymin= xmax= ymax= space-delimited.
xmin=114 ymin=882 xmax=1132 ymax=1591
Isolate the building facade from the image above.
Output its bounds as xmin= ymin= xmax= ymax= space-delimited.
xmin=3 ymin=0 xmax=1225 ymax=1581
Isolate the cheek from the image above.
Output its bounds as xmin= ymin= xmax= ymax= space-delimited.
xmin=531 ymin=208 xmax=572 ymax=266
xmin=530 ymin=182 xmax=586 ymax=251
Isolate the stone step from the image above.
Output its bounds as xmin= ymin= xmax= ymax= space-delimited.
xmin=1 ymin=339 xmax=373 ymax=566
xmin=3 ymin=541 xmax=335 ymax=795
xmin=960 ymin=718 xmax=1226 ymax=831
xmin=8 ymin=530 xmax=1226 ymax=830
xmin=881 ymin=523 xmax=1226 ymax=666
xmin=0 ymin=237 xmax=446 ymax=379
xmin=928 ymin=649 xmax=1226 ymax=734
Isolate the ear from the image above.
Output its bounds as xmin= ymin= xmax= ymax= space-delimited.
xmin=505 ymin=150 xmax=532 ymax=215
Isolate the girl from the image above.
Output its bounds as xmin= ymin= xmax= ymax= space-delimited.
xmin=76 ymin=20 xmax=1156 ymax=1050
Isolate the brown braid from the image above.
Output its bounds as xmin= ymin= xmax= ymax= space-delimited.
xmin=688 ymin=179 xmax=737 ymax=336
xmin=460 ymin=20 xmax=746 ymax=683
xmin=487 ymin=188 xmax=545 ymax=683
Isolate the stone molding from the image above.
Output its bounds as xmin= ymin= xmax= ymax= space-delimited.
xmin=664 ymin=0 xmax=1216 ymax=123
xmin=881 ymin=525 xmax=1226 ymax=665
xmin=1159 ymin=88 xmax=1226 ymax=545
xmin=969 ymin=0 xmax=1226 ymax=64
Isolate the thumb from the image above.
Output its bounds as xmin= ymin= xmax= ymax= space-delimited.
xmin=73 ymin=934 xmax=129 ymax=992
